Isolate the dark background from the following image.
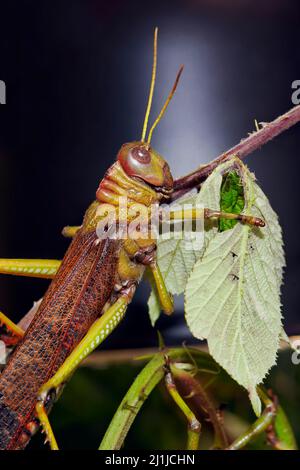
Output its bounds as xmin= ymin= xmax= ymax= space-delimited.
xmin=0 ymin=0 xmax=300 ymax=449
xmin=0 ymin=0 xmax=300 ymax=450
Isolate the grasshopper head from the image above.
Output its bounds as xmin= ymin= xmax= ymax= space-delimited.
xmin=117 ymin=141 xmax=173 ymax=193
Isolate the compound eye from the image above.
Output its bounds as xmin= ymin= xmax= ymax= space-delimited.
xmin=131 ymin=146 xmax=151 ymax=164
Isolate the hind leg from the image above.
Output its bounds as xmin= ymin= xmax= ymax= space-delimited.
xmin=0 ymin=298 xmax=42 ymax=347
xmin=36 ymin=294 xmax=131 ymax=450
xmin=0 ymin=311 xmax=24 ymax=347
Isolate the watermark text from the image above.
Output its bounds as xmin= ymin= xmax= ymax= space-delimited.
xmin=0 ymin=80 xmax=6 ymax=104
xmin=95 ymin=197 xmax=205 ymax=251
xmin=291 ymin=80 xmax=300 ymax=105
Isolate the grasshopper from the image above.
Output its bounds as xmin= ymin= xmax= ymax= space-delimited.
xmin=0 ymin=29 xmax=264 ymax=450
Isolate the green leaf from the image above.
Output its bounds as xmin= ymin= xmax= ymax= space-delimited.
xmin=147 ymin=189 xmax=201 ymax=325
xmin=219 ymin=171 xmax=244 ymax=232
xmin=147 ymin=170 xmax=223 ymax=326
xmin=185 ymin=158 xmax=285 ymax=416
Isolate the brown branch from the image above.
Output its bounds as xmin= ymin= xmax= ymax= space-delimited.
xmin=80 ymin=344 xmax=208 ymax=368
xmin=172 ymin=104 xmax=300 ymax=199
xmin=80 ymin=336 xmax=300 ymax=368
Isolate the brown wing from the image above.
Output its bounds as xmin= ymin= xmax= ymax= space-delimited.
xmin=0 ymin=228 xmax=120 ymax=449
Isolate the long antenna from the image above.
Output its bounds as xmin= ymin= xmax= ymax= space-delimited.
xmin=147 ymin=65 xmax=184 ymax=144
xmin=141 ymin=27 xmax=158 ymax=142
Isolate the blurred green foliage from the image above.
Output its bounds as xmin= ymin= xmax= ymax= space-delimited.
xmin=28 ymin=349 xmax=299 ymax=450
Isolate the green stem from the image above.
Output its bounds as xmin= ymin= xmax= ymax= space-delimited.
xmin=170 ymin=362 xmax=228 ymax=448
xmin=101 ymin=347 xmax=298 ymax=451
xmin=98 ymin=347 xmax=219 ymax=450
xmin=165 ymin=370 xmax=201 ymax=450
xmin=227 ymin=387 xmax=297 ymax=450
xmin=99 ymin=353 xmax=165 ymax=450
xmin=227 ymin=404 xmax=275 ymax=450
xmin=259 ymin=388 xmax=298 ymax=450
